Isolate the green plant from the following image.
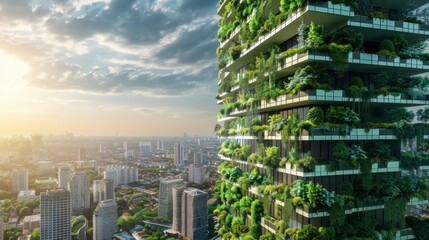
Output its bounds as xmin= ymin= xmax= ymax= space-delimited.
xmin=331 ymin=29 xmax=363 ymax=51
xmin=390 ymin=34 xmax=408 ymax=53
xmin=332 ymin=141 xmax=349 ymax=165
xmin=378 ymin=39 xmax=397 ymax=58
xmin=326 ymin=106 xmax=360 ymax=126
xmin=307 ymin=107 xmax=324 ymax=126
xmin=307 ymin=22 xmax=327 ymax=47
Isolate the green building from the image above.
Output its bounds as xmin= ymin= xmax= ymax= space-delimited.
xmin=215 ymin=0 xmax=429 ymax=239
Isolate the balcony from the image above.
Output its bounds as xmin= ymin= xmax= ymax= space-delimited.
xmin=223 ymin=1 xmax=354 ymax=72
xmin=347 ymin=15 xmax=429 ymax=43
xmin=218 ymin=154 xmax=400 ymax=177
xmin=264 ymin=128 xmax=399 ymax=141
xmin=277 ymin=50 xmax=429 ymax=77
xmin=257 ymin=90 xmax=429 ymax=112
xmin=278 ymin=161 xmax=400 ymax=177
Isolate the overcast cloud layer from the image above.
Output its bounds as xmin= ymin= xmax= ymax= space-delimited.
xmin=0 ymin=0 xmax=220 ymax=135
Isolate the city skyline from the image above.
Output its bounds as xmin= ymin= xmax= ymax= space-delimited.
xmin=0 ymin=0 xmax=219 ymax=136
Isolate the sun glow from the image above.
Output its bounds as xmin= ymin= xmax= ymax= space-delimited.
xmin=0 ymin=49 xmax=30 ymax=103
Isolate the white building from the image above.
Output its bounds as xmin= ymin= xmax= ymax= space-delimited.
xmin=93 ymin=179 xmax=115 ymax=203
xmin=139 ymin=141 xmax=152 ymax=157
xmin=103 ymin=165 xmax=138 ymax=186
xmin=93 ymin=199 xmax=118 ymax=240
xmin=157 ymin=140 xmax=165 ymax=150
xmin=17 ymin=190 xmax=37 ymax=202
xmin=188 ymin=164 xmax=206 ymax=184
xmin=12 ymin=169 xmax=28 ymax=193
xmin=68 ymin=172 xmax=90 ymax=215
xmin=58 ymin=166 xmax=71 ymax=189
xmin=23 ymin=214 xmax=40 ymax=232
xmin=40 ymin=189 xmax=71 ymax=240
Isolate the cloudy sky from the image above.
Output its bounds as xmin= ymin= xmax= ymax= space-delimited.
xmin=0 ymin=0 xmax=219 ymax=136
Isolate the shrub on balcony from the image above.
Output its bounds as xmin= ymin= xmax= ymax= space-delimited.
xmin=307 ymin=107 xmax=324 ymax=126
xmin=285 ymin=65 xmax=331 ymax=94
xmin=332 ymin=141 xmax=348 ymax=168
xmin=378 ymin=39 xmax=397 ymax=58
xmin=331 ymin=28 xmax=364 ymax=51
xmin=264 ymin=146 xmax=281 ymax=168
xmin=307 ymin=21 xmax=327 ymax=47
xmin=326 ymin=106 xmax=360 ymax=126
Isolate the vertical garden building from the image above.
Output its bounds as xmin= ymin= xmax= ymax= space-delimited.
xmin=215 ymin=0 xmax=429 ymax=239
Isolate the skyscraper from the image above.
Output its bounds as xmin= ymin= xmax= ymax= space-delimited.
xmin=215 ymin=0 xmax=429 ymax=238
xmin=139 ymin=141 xmax=152 ymax=157
xmin=58 ymin=166 xmax=71 ymax=189
xmin=158 ymin=179 xmax=185 ymax=220
xmin=68 ymin=172 xmax=90 ymax=215
xmin=157 ymin=140 xmax=165 ymax=150
xmin=103 ymin=165 xmax=138 ymax=186
xmin=12 ymin=169 xmax=28 ymax=192
xmin=172 ymin=186 xmax=186 ymax=231
xmin=188 ymin=164 xmax=206 ymax=184
xmin=93 ymin=179 xmax=115 ymax=203
xmin=78 ymin=147 xmax=86 ymax=161
xmin=173 ymin=143 xmax=184 ymax=166
xmin=40 ymin=189 xmax=71 ymax=240
xmin=93 ymin=199 xmax=118 ymax=240
xmin=181 ymin=188 xmax=208 ymax=240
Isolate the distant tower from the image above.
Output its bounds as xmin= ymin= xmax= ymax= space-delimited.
xmin=68 ymin=172 xmax=90 ymax=215
xmin=157 ymin=140 xmax=165 ymax=150
xmin=188 ymin=164 xmax=206 ymax=184
xmin=12 ymin=169 xmax=28 ymax=192
xmin=78 ymin=147 xmax=86 ymax=161
xmin=99 ymin=144 xmax=104 ymax=154
xmin=181 ymin=188 xmax=208 ymax=240
xmin=93 ymin=179 xmax=115 ymax=203
xmin=158 ymin=179 xmax=185 ymax=220
xmin=123 ymin=141 xmax=127 ymax=151
xmin=93 ymin=199 xmax=118 ymax=240
xmin=58 ymin=166 xmax=71 ymax=189
xmin=139 ymin=141 xmax=152 ymax=157
xmin=174 ymin=144 xmax=184 ymax=166
xmin=40 ymin=189 xmax=71 ymax=240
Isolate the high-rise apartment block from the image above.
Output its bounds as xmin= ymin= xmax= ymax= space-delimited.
xmin=93 ymin=199 xmax=118 ymax=240
xmin=93 ymin=179 xmax=115 ymax=203
xmin=172 ymin=186 xmax=186 ymax=231
xmin=58 ymin=166 xmax=71 ymax=189
xmin=68 ymin=172 xmax=90 ymax=215
xmin=40 ymin=189 xmax=71 ymax=240
xmin=215 ymin=0 xmax=429 ymax=238
xmin=158 ymin=179 xmax=185 ymax=220
xmin=139 ymin=141 xmax=152 ymax=157
xmin=173 ymin=143 xmax=184 ymax=166
xmin=188 ymin=164 xmax=206 ymax=184
xmin=181 ymin=188 xmax=208 ymax=240
xmin=12 ymin=169 xmax=28 ymax=192
xmin=157 ymin=140 xmax=165 ymax=150
xmin=103 ymin=165 xmax=138 ymax=186
xmin=78 ymin=147 xmax=86 ymax=161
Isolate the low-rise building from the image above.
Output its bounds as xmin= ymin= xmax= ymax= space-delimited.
xmin=17 ymin=190 xmax=37 ymax=202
